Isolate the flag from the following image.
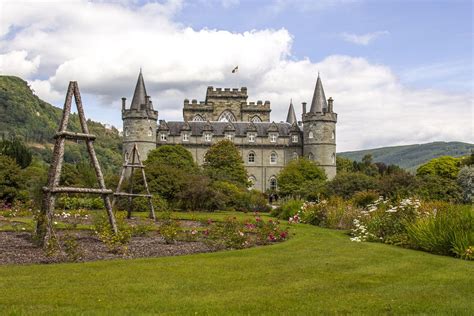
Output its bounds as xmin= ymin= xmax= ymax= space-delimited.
xmin=232 ymin=66 xmax=238 ymax=73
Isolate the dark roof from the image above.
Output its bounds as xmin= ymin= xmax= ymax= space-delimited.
xmin=130 ymin=70 xmax=149 ymax=110
xmin=309 ymin=74 xmax=328 ymax=113
xmin=286 ymin=101 xmax=297 ymax=124
xmin=162 ymin=121 xmax=301 ymax=136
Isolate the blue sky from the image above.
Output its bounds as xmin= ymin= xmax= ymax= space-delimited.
xmin=0 ymin=0 xmax=472 ymax=151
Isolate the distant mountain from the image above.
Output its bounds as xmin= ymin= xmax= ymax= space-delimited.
xmin=0 ymin=75 xmax=122 ymax=172
xmin=338 ymin=142 xmax=474 ymax=171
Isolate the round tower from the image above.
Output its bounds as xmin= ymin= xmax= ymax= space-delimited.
xmin=302 ymin=74 xmax=337 ymax=179
xmin=122 ymin=70 xmax=158 ymax=163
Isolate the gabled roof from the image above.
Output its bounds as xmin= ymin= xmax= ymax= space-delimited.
xmin=224 ymin=122 xmax=236 ymax=132
xmin=267 ymin=121 xmax=279 ymax=132
xmin=158 ymin=120 xmax=169 ymax=131
xmin=181 ymin=121 xmax=191 ymax=131
xmin=309 ymin=74 xmax=327 ymax=113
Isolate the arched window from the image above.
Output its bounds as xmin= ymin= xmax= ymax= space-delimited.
xmin=308 ymin=131 xmax=314 ymax=139
xmin=270 ymin=152 xmax=277 ymax=164
xmin=308 ymin=152 xmax=314 ymax=161
xmin=292 ymin=152 xmax=298 ymax=160
xmin=269 ymin=177 xmax=277 ymax=190
xmin=251 ymin=116 xmax=262 ymax=123
xmin=148 ymin=127 xmax=153 ymax=136
xmin=332 ymin=131 xmax=335 ymax=140
xmin=125 ymin=128 xmax=130 ymax=137
xmin=248 ymin=175 xmax=256 ymax=189
xmin=248 ymin=151 xmax=255 ymax=163
xmin=192 ymin=114 xmax=205 ymax=122
xmin=218 ymin=110 xmax=236 ymax=122
xmin=332 ymin=153 xmax=336 ymax=164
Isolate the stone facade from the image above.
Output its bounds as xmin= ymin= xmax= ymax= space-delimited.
xmin=122 ymin=71 xmax=337 ymax=191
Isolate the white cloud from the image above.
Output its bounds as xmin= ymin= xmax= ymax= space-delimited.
xmin=0 ymin=0 xmax=471 ymax=151
xmin=341 ymin=31 xmax=389 ymax=45
xmin=0 ymin=50 xmax=40 ymax=78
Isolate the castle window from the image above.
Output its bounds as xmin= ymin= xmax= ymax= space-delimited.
xmin=270 ymin=133 xmax=277 ymax=143
xmin=292 ymin=135 xmax=298 ymax=143
xmin=308 ymin=152 xmax=314 ymax=161
xmin=193 ymin=114 xmax=205 ymax=122
xmin=251 ymin=116 xmax=262 ymax=123
xmin=125 ymin=128 xmax=130 ymax=137
xmin=248 ymin=133 xmax=255 ymax=143
xmin=182 ymin=133 xmax=189 ymax=142
xmin=148 ymin=127 xmax=153 ymax=137
xmin=292 ymin=152 xmax=298 ymax=160
xmin=332 ymin=153 xmax=336 ymax=164
xmin=248 ymin=151 xmax=255 ymax=163
xmin=218 ymin=110 xmax=236 ymax=122
xmin=308 ymin=131 xmax=314 ymax=139
xmin=225 ymin=134 xmax=233 ymax=141
xmin=332 ymin=131 xmax=335 ymax=140
xmin=248 ymin=175 xmax=256 ymax=189
xmin=270 ymin=152 xmax=277 ymax=164
xmin=204 ymin=133 xmax=212 ymax=142
xmin=269 ymin=177 xmax=277 ymax=190
xmin=160 ymin=133 xmax=167 ymax=141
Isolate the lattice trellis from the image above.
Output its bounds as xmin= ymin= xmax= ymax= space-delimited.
xmin=112 ymin=143 xmax=156 ymax=220
xmin=38 ymin=81 xmax=118 ymax=245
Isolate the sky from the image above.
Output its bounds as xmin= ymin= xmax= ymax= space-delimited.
xmin=0 ymin=0 xmax=472 ymax=151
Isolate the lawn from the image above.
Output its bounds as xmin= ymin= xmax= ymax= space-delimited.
xmin=0 ymin=212 xmax=473 ymax=315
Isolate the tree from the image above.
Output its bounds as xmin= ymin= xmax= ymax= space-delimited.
xmin=0 ymin=154 xmax=23 ymax=203
xmin=336 ymin=156 xmax=355 ymax=173
xmin=326 ymin=172 xmax=378 ymax=199
xmin=146 ymin=145 xmax=197 ymax=172
xmin=416 ymin=174 xmax=462 ymax=203
xmin=457 ymin=166 xmax=473 ymax=203
xmin=378 ymin=170 xmax=419 ymax=199
xmin=416 ymin=156 xmax=461 ymax=180
xmin=0 ymin=139 xmax=32 ymax=168
xmin=203 ymin=140 xmax=248 ymax=187
xmin=277 ymin=158 xmax=326 ymax=200
xmin=177 ymin=174 xmax=218 ymax=211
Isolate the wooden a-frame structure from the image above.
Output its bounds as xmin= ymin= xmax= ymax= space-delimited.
xmin=38 ymin=81 xmax=118 ymax=245
xmin=112 ymin=143 xmax=156 ymax=220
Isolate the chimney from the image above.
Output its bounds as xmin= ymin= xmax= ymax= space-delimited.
xmin=328 ymin=97 xmax=334 ymax=112
xmin=121 ymin=97 xmax=126 ymax=111
xmin=302 ymin=102 xmax=307 ymax=114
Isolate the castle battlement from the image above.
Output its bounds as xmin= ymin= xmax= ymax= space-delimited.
xmin=206 ymin=86 xmax=248 ymax=99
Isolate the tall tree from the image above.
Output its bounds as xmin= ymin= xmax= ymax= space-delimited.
xmin=277 ymin=158 xmax=326 ymax=200
xmin=0 ymin=139 xmax=32 ymax=168
xmin=416 ymin=156 xmax=461 ymax=180
xmin=203 ymin=140 xmax=248 ymax=187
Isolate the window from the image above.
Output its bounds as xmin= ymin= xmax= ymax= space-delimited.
xmin=192 ymin=114 xmax=205 ymax=122
xmin=308 ymin=152 xmax=314 ymax=161
xmin=332 ymin=131 xmax=335 ymax=140
xmin=308 ymin=131 xmax=313 ymax=139
xmin=204 ymin=133 xmax=212 ymax=142
xmin=269 ymin=177 xmax=277 ymax=190
xmin=248 ymin=176 xmax=257 ymax=189
xmin=160 ymin=133 xmax=167 ymax=141
xmin=182 ymin=133 xmax=189 ymax=141
xmin=225 ymin=134 xmax=233 ymax=141
xmin=332 ymin=153 xmax=336 ymax=164
xmin=292 ymin=135 xmax=298 ymax=143
xmin=292 ymin=152 xmax=298 ymax=160
xmin=270 ymin=134 xmax=277 ymax=143
xmin=248 ymin=133 xmax=255 ymax=143
xmin=148 ymin=127 xmax=153 ymax=136
xmin=218 ymin=110 xmax=236 ymax=122
xmin=251 ymin=116 xmax=262 ymax=123
xmin=125 ymin=128 xmax=130 ymax=137
xmin=248 ymin=152 xmax=255 ymax=163
xmin=270 ymin=152 xmax=277 ymax=164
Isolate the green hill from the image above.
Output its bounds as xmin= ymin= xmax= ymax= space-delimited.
xmin=0 ymin=75 xmax=122 ymax=172
xmin=339 ymin=141 xmax=474 ymax=171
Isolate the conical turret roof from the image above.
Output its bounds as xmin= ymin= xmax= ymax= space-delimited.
xmin=309 ymin=74 xmax=327 ymax=113
xmin=130 ymin=69 xmax=148 ymax=110
xmin=286 ymin=100 xmax=297 ymax=124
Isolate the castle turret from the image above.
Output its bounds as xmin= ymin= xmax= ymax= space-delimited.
xmin=303 ymin=74 xmax=337 ymax=179
xmin=122 ymin=70 xmax=158 ymax=162
xmin=286 ymin=100 xmax=297 ymax=125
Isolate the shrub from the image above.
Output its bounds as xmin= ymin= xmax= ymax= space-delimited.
xmin=351 ymin=190 xmax=379 ymax=208
xmin=406 ymin=204 xmax=473 ymax=259
xmin=57 ymin=196 xmax=104 ymax=210
xmin=271 ymin=198 xmax=304 ymax=220
xmin=159 ymin=219 xmax=180 ymax=244
xmin=94 ymin=212 xmax=132 ymax=254
xmin=205 ymin=216 xmax=249 ymax=249
xmin=326 ymin=172 xmax=378 ymax=199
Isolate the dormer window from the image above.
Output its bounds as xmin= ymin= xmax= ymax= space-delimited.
xmin=182 ymin=133 xmax=189 ymax=142
xmin=292 ymin=135 xmax=298 ymax=143
xmin=160 ymin=133 xmax=167 ymax=142
xmin=204 ymin=133 xmax=212 ymax=142
xmin=248 ymin=133 xmax=255 ymax=143
xmin=270 ymin=133 xmax=277 ymax=143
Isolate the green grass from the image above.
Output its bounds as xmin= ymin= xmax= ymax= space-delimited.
xmin=0 ymin=213 xmax=473 ymax=315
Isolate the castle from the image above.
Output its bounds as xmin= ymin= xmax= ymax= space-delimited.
xmin=122 ymin=71 xmax=337 ymax=191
